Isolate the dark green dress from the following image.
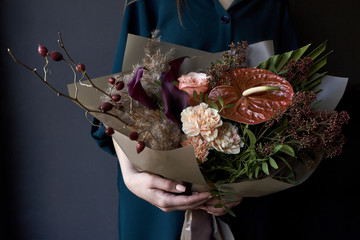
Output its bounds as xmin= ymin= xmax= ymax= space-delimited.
xmin=91 ymin=0 xmax=297 ymax=239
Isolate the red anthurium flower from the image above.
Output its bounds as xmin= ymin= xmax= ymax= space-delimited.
xmin=208 ymin=68 xmax=294 ymax=124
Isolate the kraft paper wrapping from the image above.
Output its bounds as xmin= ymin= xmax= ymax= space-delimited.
xmin=67 ymin=34 xmax=348 ymax=196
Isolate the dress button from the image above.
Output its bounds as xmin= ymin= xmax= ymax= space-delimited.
xmin=220 ymin=14 xmax=230 ymax=24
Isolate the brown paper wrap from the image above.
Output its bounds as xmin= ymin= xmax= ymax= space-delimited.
xmin=67 ymin=34 xmax=348 ymax=197
xmin=67 ymin=34 xmax=348 ymax=240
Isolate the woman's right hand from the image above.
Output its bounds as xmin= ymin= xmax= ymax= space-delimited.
xmin=113 ymin=138 xmax=211 ymax=212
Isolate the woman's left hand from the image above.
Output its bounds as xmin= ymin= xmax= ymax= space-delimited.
xmin=198 ymin=197 xmax=243 ymax=216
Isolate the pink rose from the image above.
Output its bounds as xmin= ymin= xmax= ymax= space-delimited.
xmin=178 ymin=72 xmax=210 ymax=101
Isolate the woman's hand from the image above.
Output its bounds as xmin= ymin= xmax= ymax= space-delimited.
xmin=198 ymin=197 xmax=243 ymax=216
xmin=113 ymin=138 xmax=211 ymax=212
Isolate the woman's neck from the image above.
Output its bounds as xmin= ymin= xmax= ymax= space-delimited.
xmin=218 ymin=0 xmax=234 ymax=10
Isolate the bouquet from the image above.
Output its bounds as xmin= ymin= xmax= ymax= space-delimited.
xmin=8 ymin=31 xmax=349 ymax=218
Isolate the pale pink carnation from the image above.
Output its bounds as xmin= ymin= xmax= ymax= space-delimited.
xmin=181 ymin=103 xmax=223 ymax=141
xmin=211 ymin=122 xmax=244 ymax=154
xmin=182 ymin=136 xmax=210 ymax=163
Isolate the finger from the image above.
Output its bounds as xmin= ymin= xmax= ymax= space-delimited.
xmin=148 ymin=174 xmax=187 ymax=194
xmin=152 ymin=190 xmax=211 ymax=211
xmin=159 ymin=197 xmax=211 ymax=212
xmin=202 ymin=200 xmax=242 ymax=216
xmin=204 ymin=196 xmax=243 ymax=206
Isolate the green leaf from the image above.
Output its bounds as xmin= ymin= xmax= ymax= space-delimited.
xmin=199 ymin=91 xmax=204 ymax=102
xmin=211 ymin=190 xmax=219 ymax=195
xmin=208 ymin=100 xmax=219 ymax=111
xmin=218 ymin=96 xmax=224 ymax=107
xmin=312 ymin=100 xmax=322 ymax=107
xmin=277 ymin=68 xmax=289 ymax=75
xmin=302 ymin=72 xmax=327 ymax=92
xmin=193 ymin=90 xmax=198 ymax=99
xmin=217 ymin=185 xmax=233 ymax=191
xmin=306 ymin=41 xmax=327 ymax=60
xmin=224 ymin=103 xmax=236 ymax=109
xmin=276 ymin=52 xmax=293 ymax=72
xmin=255 ymin=165 xmax=260 ymax=178
xmin=204 ymin=94 xmax=209 ymax=103
xmin=257 ymin=44 xmax=310 ymax=71
xmin=290 ymin=43 xmax=311 ymax=61
xmin=308 ymin=51 xmax=332 ymax=77
xmin=273 ymin=144 xmax=295 ymax=157
xmin=269 ymin=157 xmax=279 ymax=169
xmin=224 ymin=198 xmax=241 ymax=202
xmin=212 ymin=195 xmax=222 ymax=200
xmin=277 ymin=156 xmax=293 ymax=172
xmin=223 ymin=205 xmax=236 ymax=217
xmin=220 ymin=192 xmax=237 ymax=196
xmin=244 ymin=126 xmax=257 ymax=147
xmin=248 ymin=171 xmax=253 ymax=180
xmin=268 ymin=55 xmax=280 ymax=72
xmin=313 ymin=88 xmax=323 ymax=94
xmin=214 ymin=203 xmax=223 ymax=208
xmin=262 ymin=162 xmax=270 ymax=175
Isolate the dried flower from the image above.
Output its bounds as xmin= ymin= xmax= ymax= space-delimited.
xmin=181 ymin=103 xmax=222 ymax=141
xmin=273 ymin=91 xmax=350 ymax=162
xmin=207 ymin=41 xmax=248 ymax=88
xmin=280 ymin=57 xmax=313 ymax=91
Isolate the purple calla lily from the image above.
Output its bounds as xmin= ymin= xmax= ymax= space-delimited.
xmin=127 ymin=67 xmax=157 ymax=110
xmin=160 ymin=57 xmax=189 ymax=126
xmin=162 ymin=57 xmax=188 ymax=83
xmin=161 ymin=81 xmax=188 ymax=126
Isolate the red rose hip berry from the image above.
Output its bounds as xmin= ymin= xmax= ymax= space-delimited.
xmin=76 ymin=63 xmax=86 ymax=72
xmin=115 ymin=81 xmax=125 ymax=90
xmin=129 ymin=132 xmax=139 ymax=141
xmin=136 ymin=141 xmax=145 ymax=153
xmin=111 ymin=94 xmax=121 ymax=102
xmin=100 ymin=102 xmax=113 ymax=112
xmin=109 ymin=77 xmax=116 ymax=85
xmin=49 ymin=51 xmax=63 ymax=61
xmin=105 ymin=127 xmax=115 ymax=136
xmin=38 ymin=45 xmax=48 ymax=57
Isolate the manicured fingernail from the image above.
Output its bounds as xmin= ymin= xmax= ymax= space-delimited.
xmin=176 ymin=184 xmax=186 ymax=192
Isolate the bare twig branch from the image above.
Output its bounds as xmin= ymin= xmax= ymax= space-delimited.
xmin=57 ymin=32 xmax=112 ymax=100
xmin=7 ymin=47 xmax=129 ymax=127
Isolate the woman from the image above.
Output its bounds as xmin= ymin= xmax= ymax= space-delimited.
xmin=91 ymin=0 xmax=298 ymax=239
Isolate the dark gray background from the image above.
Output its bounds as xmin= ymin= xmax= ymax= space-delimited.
xmin=2 ymin=0 xmax=360 ymax=240
xmin=2 ymin=0 xmax=124 ymax=239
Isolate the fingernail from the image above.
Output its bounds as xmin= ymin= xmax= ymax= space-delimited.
xmin=176 ymin=184 xmax=186 ymax=192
